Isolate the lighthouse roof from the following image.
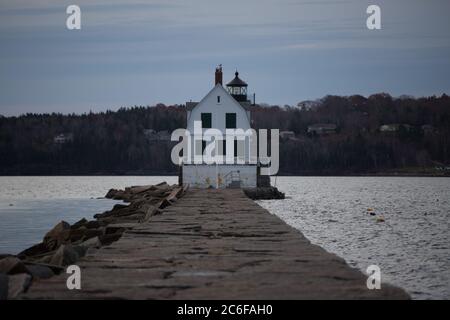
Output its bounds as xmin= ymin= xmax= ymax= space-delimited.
xmin=226 ymin=71 xmax=248 ymax=87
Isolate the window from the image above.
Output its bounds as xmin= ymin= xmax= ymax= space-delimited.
xmin=196 ymin=140 xmax=209 ymax=157
xmin=217 ymin=95 xmax=221 ymax=103
xmin=222 ymin=139 xmax=236 ymax=156
xmin=222 ymin=140 xmax=227 ymax=156
xmin=226 ymin=113 xmax=236 ymax=129
xmin=222 ymin=139 xmax=239 ymax=158
xmin=202 ymin=140 xmax=207 ymax=154
xmin=201 ymin=113 xmax=212 ymax=128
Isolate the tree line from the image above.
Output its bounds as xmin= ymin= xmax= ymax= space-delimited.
xmin=0 ymin=94 xmax=449 ymax=175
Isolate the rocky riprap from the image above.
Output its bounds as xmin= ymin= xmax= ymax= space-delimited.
xmin=243 ymin=186 xmax=285 ymax=200
xmin=0 ymin=182 xmax=186 ymax=300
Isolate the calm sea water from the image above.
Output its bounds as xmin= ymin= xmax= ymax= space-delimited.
xmin=0 ymin=176 xmax=177 ymax=255
xmin=0 ymin=176 xmax=448 ymax=299
xmin=258 ymin=176 xmax=450 ymax=300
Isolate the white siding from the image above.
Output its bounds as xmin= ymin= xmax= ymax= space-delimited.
xmin=183 ymin=84 xmax=256 ymax=188
xmin=185 ymin=85 xmax=253 ymax=165
xmin=187 ymin=84 xmax=250 ymax=133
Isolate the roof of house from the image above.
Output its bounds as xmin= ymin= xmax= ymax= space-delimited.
xmin=186 ymin=85 xmax=251 ymax=111
xmin=186 ymin=102 xmax=198 ymax=111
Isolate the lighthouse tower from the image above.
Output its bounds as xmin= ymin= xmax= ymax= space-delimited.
xmin=226 ymin=71 xmax=249 ymax=102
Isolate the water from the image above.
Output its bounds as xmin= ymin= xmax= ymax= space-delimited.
xmin=0 ymin=176 xmax=448 ymax=299
xmin=257 ymin=176 xmax=450 ymax=300
xmin=0 ymin=176 xmax=177 ymax=255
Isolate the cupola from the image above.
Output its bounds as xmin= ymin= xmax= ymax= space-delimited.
xmin=226 ymin=71 xmax=248 ymax=102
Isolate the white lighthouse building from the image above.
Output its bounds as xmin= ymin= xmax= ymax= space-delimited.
xmin=181 ymin=66 xmax=258 ymax=188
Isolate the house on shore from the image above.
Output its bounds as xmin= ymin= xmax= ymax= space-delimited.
xmin=379 ymin=123 xmax=413 ymax=133
xmin=279 ymin=131 xmax=296 ymax=141
xmin=53 ymin=133 xmax=73 ymax=144
xmin=307 ymin=123 xmax=337 ymax=135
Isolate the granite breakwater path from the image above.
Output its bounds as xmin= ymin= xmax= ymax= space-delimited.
xmin=9 ymin=185 xmax=409 ymax=300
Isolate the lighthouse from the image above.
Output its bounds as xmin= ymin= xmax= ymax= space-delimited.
xmin=182 ymin=66 xmax=257 ymax=188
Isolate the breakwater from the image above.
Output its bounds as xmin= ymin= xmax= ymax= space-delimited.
xmin=1 ymin=183 xmax=409 ymax=299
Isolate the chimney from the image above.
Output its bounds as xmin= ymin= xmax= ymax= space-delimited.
xmin=215 ymin=64 xmax=223 ymax=85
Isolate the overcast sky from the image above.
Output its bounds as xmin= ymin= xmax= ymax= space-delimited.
xmin=0 ymin=0 xmax=449 ymax=116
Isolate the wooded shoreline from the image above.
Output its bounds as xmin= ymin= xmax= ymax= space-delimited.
xmin=1 ymin=94 xmax=449 ymax=177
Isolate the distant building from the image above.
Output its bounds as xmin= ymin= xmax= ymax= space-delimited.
xmin=307 ymin=123 xmax=337 ymax=135
xmin=156 ymin=130 xmax=171 ymax=141
xmin=156 ymin=130 xmax=170 ymax=141
xmin=379 ymin=124 xmax=413 ymax=132
xmin=421 ymin=124 xmax=436 ymax=134
xmin=53 ymin=133 xmax=73 ymax=144
xmin=379 ymin=124 xmax=399 ymax=132
xmin=143 ymin=129 xmax=171 ymax=141
xmin=279 ymin=131 xmax=296 ymax=140
xmin=143 ymin=128 xmax=156 ymax=139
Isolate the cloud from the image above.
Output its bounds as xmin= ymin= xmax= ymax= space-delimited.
xmin=0 ymin=0 xmax=449 ymax=114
